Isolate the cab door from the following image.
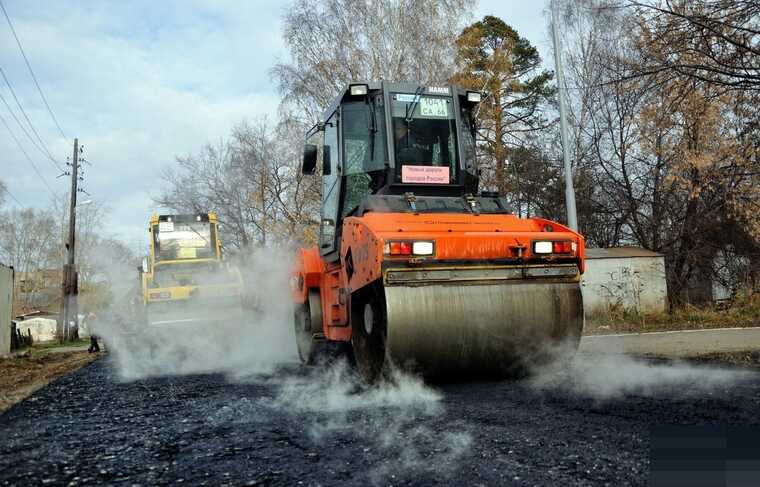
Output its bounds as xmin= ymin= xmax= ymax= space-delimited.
xmin=320 ymin=111 xmax=341 ymax=259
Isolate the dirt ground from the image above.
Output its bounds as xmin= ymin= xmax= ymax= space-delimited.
xmin=0 ymin=350 xmax=100 ymax=413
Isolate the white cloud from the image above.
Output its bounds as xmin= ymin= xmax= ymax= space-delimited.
xmin=0 ymin=0 xmax=548 ymax=246
xmin=1 ymin=0 xmax=287 ymax=244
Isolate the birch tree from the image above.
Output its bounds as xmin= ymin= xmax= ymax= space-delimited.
xmin=272 ymin=0 xmax=474 ymax=121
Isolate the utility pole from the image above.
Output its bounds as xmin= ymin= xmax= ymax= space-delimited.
xmin=260 ymin=167 xmax=267 ymax=246
xmin=551 ymin=0 xmax=578 ymax=231
xmin=59 ymin=138 xmax=79 ymax=342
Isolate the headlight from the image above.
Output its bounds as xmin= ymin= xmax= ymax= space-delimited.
xmin=412 ymin=241 xmax=434 ymax=256
xmin=350 ymin=84 xmax=368 ymax=96
xmin=384 ymin=240 xmax=435 ymax=257
xmin=533 ymin=241 xmax=553 ymax=254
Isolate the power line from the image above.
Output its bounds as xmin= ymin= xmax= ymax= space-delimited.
xmin=0 ymin=111 xmax=58 ymax=197
xmin=0 ymin=0 xmax=66 ymax=140
xmin=0 ymin=66 xmax=63 ymax=172
xmin=1 ymin=184 xmax=23 ymax=206
xmin=0 ymin=90 xmax=62 ymax=173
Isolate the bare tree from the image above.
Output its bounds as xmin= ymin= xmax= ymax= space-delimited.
xmin=0 ymin=179 xmax=7 ymax=208
xmin=625 ymin=0 xmax=760 ymax=90
xmin=551 ymin=0 xmax=760 ymax=303
xmin=272 ymin=0 xmax=474 ymax=121
xmin=157 ymin=139 xmax=254 ymax=249
xmin=156 ymin=118 xmax=322 ymax=249
xmin=0 ymin=207 xmax=59 ymax=309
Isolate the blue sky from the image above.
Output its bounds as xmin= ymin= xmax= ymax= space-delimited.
xmin=0 ymin=0 xmax=551 ymax=251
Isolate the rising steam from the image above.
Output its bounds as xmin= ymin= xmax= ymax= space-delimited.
xmin=529 ymin=339 xmax=753 ymax=401
xmin=261 ymin=359 xmax=472 ymax=484
xmin=89 ymin=245 xmax=297 ymax=380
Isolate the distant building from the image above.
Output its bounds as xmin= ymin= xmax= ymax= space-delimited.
xmin=16 ymin=269 xmax=61 ymax=312
xmin=582 ymin=247 xmax=668 ymax=315
xmin=17 ymin=317 xmax=58 ymax=343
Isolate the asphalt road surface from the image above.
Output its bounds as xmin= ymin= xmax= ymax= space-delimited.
xmin=1 ymin=354 xmax=760 ymax=486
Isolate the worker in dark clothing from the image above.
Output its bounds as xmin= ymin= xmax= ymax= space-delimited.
xmin=87 ymin=311 xmax=100 ymax=353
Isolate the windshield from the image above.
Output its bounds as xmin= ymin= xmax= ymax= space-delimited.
xmin=341 ymin=99 xmax=387 ymax=217
xmin=391 ymin=93 xmax=458 ymax=184
xmin=154 ymin=221 xmax=215 ymax=261
xmin=342 ymin=100 xmax=386 ymax=175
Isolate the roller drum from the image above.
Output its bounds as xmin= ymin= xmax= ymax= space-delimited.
xmin=384 ymin=281 xmax=583 ymax=378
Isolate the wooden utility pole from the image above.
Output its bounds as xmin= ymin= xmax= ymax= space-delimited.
xmin=59 ymin=138 xmax=79 ymax=342
xmin=260 ymin=167 xmax=267 ymax=246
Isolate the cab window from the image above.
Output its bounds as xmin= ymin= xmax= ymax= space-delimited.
xmin=320 ymin=112 xmax=340 ymax=254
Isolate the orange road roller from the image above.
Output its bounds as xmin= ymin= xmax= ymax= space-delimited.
xmin=292 ymin=81 xmax=584 ymax=381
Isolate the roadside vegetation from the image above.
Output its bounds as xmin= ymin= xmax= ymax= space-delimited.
xmin=586 ymin=291 xmax=760 ymax=335
xmin=29 ymin=338 xmax=90 ymax=352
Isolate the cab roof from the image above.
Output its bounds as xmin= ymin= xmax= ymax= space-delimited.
xmin=321 ymin=81 xmax=472 ymax=121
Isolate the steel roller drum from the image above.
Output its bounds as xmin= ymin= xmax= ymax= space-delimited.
xmin=383 ymin=281 xmax=583 ymax=378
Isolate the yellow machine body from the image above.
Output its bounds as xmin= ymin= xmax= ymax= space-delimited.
xmin=141 ymin=212 xmax=243 ymax=326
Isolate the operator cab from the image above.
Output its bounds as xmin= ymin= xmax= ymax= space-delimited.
xmin=150 ymin=214 xmax=219 ymax=263
xmin=303 ymin=82 xmax=508 ymax=259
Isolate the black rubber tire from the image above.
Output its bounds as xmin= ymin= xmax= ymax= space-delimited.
xmin=350 ymin=285 xmax=388 ymax=383
xmin=294 ymin=289 xmax=326 ymax=366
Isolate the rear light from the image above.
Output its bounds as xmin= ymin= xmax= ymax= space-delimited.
xmin=384 ymin=240 xmax=435 ymax=257
xmin=388 ymin=241 xmax=411 ymax=255
xmin=533 ymin=240 xmax=576 ymax=255
xmin=553 ymin=241 xmax=573 ymax=254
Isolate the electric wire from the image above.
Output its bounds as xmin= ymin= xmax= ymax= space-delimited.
xmin=0 ymin=90 xmax=61 ymax=173
xmin=2 ymin=185 xmax=23 ymax=206
xmin=0 ymin=0 xmax=66 ymax=140
xmin=0 ymin=66 xmax=63 ymax=172
xmin=0 ymin=111 xmax=58 ymax=196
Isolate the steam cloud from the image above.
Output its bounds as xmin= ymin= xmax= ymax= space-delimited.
xmin=89 ymin=245 xmax=298 ymax=380
xmin=87 ymin=242 xmax=472 ymax=482
xmin=529 ymin=340 xmax=754 ymax=401
xmin=261 ymin=360 xmax=472 ymax=484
